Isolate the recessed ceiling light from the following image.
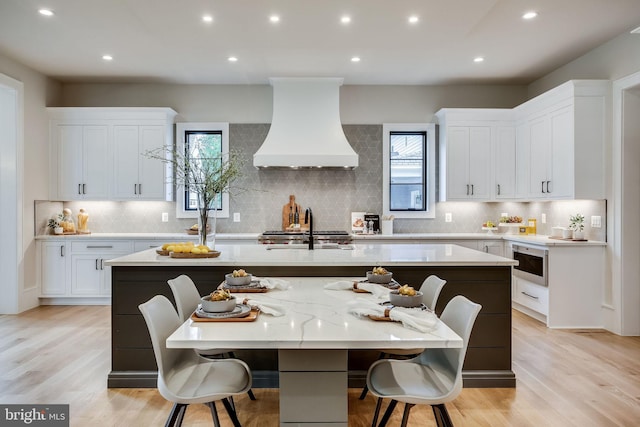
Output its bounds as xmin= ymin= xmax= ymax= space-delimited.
xmin=38 ymin=9 xmax=54 ymax=16
xmin=341 ymin=16 xmax=351 ymax=24
xmin=269 ymin=15 xmax=280 ymax=23
xmin=228 ymin=56 xmax=238 ymax=62
xmin=522 ymin=11 xmax=538 ymax=20
xmin=202 ymin=15 xmax=213 ymax=23
xmin=351 ymin=56 xmax=361 ymax=62
xmin=473 ymin=56 xmax=485 ymax=63
xmin=408 ymin=15 xmax=419 ymax=24
xmin=102 ymin=55 xmax=113 ymax=61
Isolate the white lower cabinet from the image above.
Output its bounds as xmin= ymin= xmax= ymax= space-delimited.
xmin=40 ymin=241 xmax=69 ymax=296
xmin=513 ymin=276 xmax=549 ymax=317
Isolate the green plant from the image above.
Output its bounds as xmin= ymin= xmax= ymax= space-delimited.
xmin=47 ymin=214 xmax=63 ymax=229
xmin=569 ymin=213 xmax=585 ymax=232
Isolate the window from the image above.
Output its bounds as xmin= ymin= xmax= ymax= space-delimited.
xmin=175 ymin=123 xmax=230 ymax=219
xmin=382 ymin=123 xmax=436 ymax=219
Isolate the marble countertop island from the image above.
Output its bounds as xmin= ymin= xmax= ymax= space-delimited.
xmin=106 ymin=243 xmax=518 ymax=267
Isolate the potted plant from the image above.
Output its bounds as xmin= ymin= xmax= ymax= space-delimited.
xmin=47 ymin=214 xmax=64 ymax=235
xmin=569 ymin=213 xmax=585 ymax=239
xmin=145 ymin=146 xmax=246 ymax=250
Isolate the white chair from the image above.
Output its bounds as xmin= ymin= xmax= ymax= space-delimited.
xmin=139 ymin=295 xmax=252 ymax=427
xmin=167 ymin=274 xmax=256 ymax=401
xmin=359 ymin=275 xmax=447 ymax=400
xmin=366 ymin=295 xmax=481 ymax=427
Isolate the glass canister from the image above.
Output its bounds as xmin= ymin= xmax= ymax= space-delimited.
xmin=60 ymin=208 xmax=76 ymax=233
xmin=527 ymin=218 xmax=537 ymax=235
xmin=77 ymin=208 xmax=89 ymax=233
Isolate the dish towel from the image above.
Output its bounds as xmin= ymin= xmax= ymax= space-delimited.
xmin=255 ymin=277 xmax=291 ymax=290
xmin=241 ymin=298 xmax=286 ymax=316
xmin=346 ymin=300 xmax=438 ymax=332
xmin=324 ymin=280 xmax=390 ymax=299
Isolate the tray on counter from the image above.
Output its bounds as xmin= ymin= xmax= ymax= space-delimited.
xmin=217 ymin=280 xmax=269 ymax=293
xmin=352 ymin=279 xmax=401 ymax=293
xmin=191 ymin=307 xmax=259 ymax=322
xmin=170 ymin=251 xmax=221 ymax=258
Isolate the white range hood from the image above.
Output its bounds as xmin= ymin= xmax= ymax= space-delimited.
xmin=253 ymin=77 xmax=358 ymax=169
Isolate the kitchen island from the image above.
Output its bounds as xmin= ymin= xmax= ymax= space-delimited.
xmin=106 ymin=243 xmax=517 ymax=388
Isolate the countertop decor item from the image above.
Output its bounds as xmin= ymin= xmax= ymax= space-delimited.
xmin=569 ymin=213 xmax=585 ymax=239
xmin=144 ymin=145 xmax=246 ymax=251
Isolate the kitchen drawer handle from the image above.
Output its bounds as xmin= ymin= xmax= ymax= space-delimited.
xmin=134 ymin=184 xmax=137 ymax=195
xmin=86 ymin=245 xmax=114 ymax=249
xmin=101 ymin=259 xmax=105 ymax=270
xmin=497 ymin=184 xmax=501 ymax=195
xmin=60 ymin=245 xmax=65 ymax=257
xmin=541 ymin=181 xmax=545 ymax=193
xmin=83 ymin=183 xmax=86 ymax=194
xmin=78 ymin=184 xmax=81 ymax=195
xmin=471 ymin=184 xmax=474 ymax=195
xmin=95 ymin=259 xmax=99 ymax=270
xmin=546 ymin=181 xmax=551 ymax=193
xmin=138 ymin=183 xmax=142 ymax=195
xmin=521 ymin=291 xmax=539 ymax=300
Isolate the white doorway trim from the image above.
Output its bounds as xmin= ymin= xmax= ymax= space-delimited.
xmin=611 ymin=70 xmax=640 ymax=335
xmin=0 ymin=73 xmax=24 ymax=314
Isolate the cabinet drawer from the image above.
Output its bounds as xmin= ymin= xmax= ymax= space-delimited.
xmin=514 ymin=277 xmax=548 ymax=315
xmin=71 ymin=241 xmax=133 ymax=253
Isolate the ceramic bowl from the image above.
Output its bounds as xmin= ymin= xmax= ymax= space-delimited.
xmin=225 ymin=273 xmax=252 ymax=286
xmin=389 ymin=290 xmax=423 ymax=308
xmin=366 ymin=271 xmax=393 ymax=284
xmin=200 ymin=294 xmax=237 ymax=312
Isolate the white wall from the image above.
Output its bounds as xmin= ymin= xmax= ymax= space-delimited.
xmin=59 ymin=82 xmax=528 ymax=124
xmin=0 ymin=52 xmax=61 ymax=312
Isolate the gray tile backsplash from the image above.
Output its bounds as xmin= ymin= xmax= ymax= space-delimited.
xmin=36 ymin=124 xmax=607 ymax=241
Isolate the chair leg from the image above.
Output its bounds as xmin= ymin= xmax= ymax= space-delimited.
xmin=432 ymin=404 xmax=454 ymax=427
xmin=377 ymin=399 xmax=398 ymax=427
xmin=165 ymin=403 xmax=187 ymax=427
xmin=222 ymin=397 xmax=242 ymax=427
xmin=400 ymin=403 xmax=414 ymax=427
xmin=208 ymin=402 xmax=221 ymax=427
xmin=371 ymin=397 xmax=383 ymax=427
xmin=247 ymin=388 xmax=257 ymax=400
xmin=175 ymin=404 xmax=187 ymax=427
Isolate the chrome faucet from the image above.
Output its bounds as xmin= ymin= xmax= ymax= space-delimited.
xmin=305 ymin=208 xmax=314 ymax=250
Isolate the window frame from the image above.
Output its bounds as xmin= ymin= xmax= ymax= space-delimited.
xmin=382 ymin=123 xmax=436 ymax=219
xmin=175 ymin=122 xmax=230 ymax=219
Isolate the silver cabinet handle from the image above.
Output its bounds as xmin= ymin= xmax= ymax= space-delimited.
xmin=546 ymin=181 xmax=551 ymax=193
xmin=86 ymin=245 xmax=113 ymax=249
xmin=521 ymin=291 xmax=539 ymax=300
xmin=60 ymin=245 xmax=65 ymax=257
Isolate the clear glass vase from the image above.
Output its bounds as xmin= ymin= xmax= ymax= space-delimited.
xmin=196 ymin=193 xmax=217 ymax=250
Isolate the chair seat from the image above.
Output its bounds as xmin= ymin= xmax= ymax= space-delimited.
xmin=367 ymin=358 xmax=460 ymax=406
xmin=160 ymin=357 xmax=252 ymax=405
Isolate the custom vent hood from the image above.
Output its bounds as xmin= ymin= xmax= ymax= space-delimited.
xmin=253 ymin=77 xmax=358 ymax=169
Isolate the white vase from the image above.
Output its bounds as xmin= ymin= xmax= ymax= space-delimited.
xmin=573 ymin=230 xmax=585 ymax=240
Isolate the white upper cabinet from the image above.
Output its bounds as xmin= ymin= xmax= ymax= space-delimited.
xmin=48 ymin=108 xmax=176 ymax=201
xmin=436 ymin=109 xmax=513 ymax=201
xmin=55 ymin=124 xmax=109 ymax=200
xmin=113 ymin=125 xmax=167 ymax=200
xmin=515 ymin=80 xmax=609 ymax=200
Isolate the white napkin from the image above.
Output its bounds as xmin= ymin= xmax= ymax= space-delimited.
xmin=324 ymin=280 xmax=390 ymax=299
xmin=346 ymin=300 xmax=438 ymax=332
xmin=254 ymin=277 xmax=291 ymax=290
xmin=240 ymin=298 xmax=286 ymax=316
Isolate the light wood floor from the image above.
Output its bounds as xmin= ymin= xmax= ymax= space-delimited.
xmin=1 ymin=306 xmax=639 ymax=426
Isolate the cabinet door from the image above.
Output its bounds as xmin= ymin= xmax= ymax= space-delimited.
xmin=480 ymin=241 xmax=504 ymax=257
xmin=41 ymin=242 xmax=68 ymax=296
xmin=138 ymin=125 xmax=166 ymax=200
xmin=495 ymin=126 xmax=516 ymax=199
xmin=82 ymin=126 xmax=110 ymax=199
xmin=467 ymin=127 xmax=491 ymax=200
xmin=70 ymin=255 xmax=103 ymax=295
xmin=446 ymin=127 xmax=471 ymax=199
xmin=57 ymin=125 xmax=84 ymax=200
xmin=515 ymin=122 xmax=530 ymax=199
xmin=549 ymin=105 xmax=573 ymax=198
xmin=112 ymin=125 xmax=140 ymax=199
xmin=527 ymin=115 xmax=550 ymax=198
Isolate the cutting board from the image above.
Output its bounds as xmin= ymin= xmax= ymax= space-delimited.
xmin=282 ymin=194 xmax=308 ymax=231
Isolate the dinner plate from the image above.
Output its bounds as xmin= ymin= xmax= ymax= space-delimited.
xmin=195 ymin=304 xmax=251 ymax=319
xmin=224 ymin=280 xmax=264 ymax=289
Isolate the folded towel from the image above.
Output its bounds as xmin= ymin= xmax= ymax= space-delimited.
xmin=324 ymin=280 xmax=390 ymax=299
xmin=240 ymin=298 xmax=286 ymax=316
xmin=347 ymin=300 xmax=438 ymax=332
xmin=255 ymin=277 xmax=291 ymax=290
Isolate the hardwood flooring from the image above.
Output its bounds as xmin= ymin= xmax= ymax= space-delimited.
xmin=1 ymin=306 xmax=639 ymax=426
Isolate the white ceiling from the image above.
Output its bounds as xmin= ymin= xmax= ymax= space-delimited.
xmin=0 ymin=0 xmax=639 ymax=85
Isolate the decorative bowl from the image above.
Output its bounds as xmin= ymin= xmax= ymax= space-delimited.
xmin=366 ymin=271 xmax=393 ymax=284
xmin=225 ymin=273 xmax=252 ymax=286
xmin=200 ymin=294 xmax=237 ymax=312
xmin=389 ymin=290 xmax=423 ymax=308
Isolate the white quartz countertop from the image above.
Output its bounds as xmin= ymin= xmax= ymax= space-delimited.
xmin=35 ymin=232 xmax=260 ymax=240
xmin=501 ymin=234 xmax=606 ymax=247
xmin=105 ymin=243 xmax=518 ymax=267
xmin=166 ymin=277 xmax=462 ymax=350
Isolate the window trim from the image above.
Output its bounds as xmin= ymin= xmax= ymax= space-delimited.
xmin=175 ymin=122 xmax=230 ymax=219
xmin=382 ymin=123 xmax=436 ymax=219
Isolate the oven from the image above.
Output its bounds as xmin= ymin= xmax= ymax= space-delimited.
xmin=512 ymin=244 xmax=548 ymax=287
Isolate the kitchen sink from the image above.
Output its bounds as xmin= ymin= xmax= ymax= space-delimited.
xmin=265 ymin=243 xmax=354 ymax=250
